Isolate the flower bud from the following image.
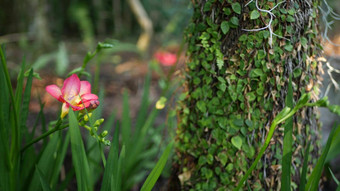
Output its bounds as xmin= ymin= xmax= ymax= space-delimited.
xmin=94 ymin=118 xmax=104 ymax=127
xmin=101 ymin=130 xmax=108 ymax=137
xmin=84 ymin=113 xmax=92 ymax=122
xmin=104 ymin=140 xmax=111 ymax=146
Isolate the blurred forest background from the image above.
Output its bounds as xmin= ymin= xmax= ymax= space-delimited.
xmin=1 ymin=0 xmax=340 ymax=189
xmin=0 ymin=0 xmax=193 ymax=120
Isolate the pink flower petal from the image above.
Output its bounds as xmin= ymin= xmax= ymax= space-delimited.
xmin=61 ymin=74 xmax=80 ymax=100
xmin=46 ymin=85 xmax=63 ymax=102
xmin=69 ymin=103 xmax=85 ymax=111
xmin=79 ymin=81 xmax=92 ymax=96
xmin=154 ymin=52 xmax=177 ymax=66
xmin=61 ymin=103 xmax=69 ymax=119
xmin=79 ymin=93 xmax=98 ymax=103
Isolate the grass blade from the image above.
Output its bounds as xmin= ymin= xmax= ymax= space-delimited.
xmin=0 ymin=51 xmax=10 ymax=190
xmin=122 ymin=90 xmax=131 ymax=152
xmin=1 ymin=46 xmax=20 ymax=191
xmin=135 ymin=72 xmax=151 ymax=132
xmin=101 ymin=126 xmax=119 ymax=191
xmin=113 ymin=145 xmax=125 ymax=191
xmin=329 ymin=167 xmax=339 ymax=185
xmin=69 ymin=109 xmax=92 ymax=191
xmin=28 ymin=131 xmax=60 ymax=191
xmin=326 ymin=124 xmax=340 ymax=162
xmin=299 ymin=141 xmax=311 ymax=191
xmin=36 ymin=165 xmax=52 ymax=191
xmin=14 ymin=57 xmax=26 ymax=119
xmin=282 ymin=74 xmax=294 ymax=191
xmin=141 ymin=141 xmax=174 ymax=191
xmin=20 ymin=69 xmax=33 ymax=139
xmin=305 ymin=124 xmax=339 ymax=191
xmin=50 ymin=132 xmax=70 ymax=188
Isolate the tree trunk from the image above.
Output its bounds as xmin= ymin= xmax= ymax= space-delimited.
xmin=174 ymin=0 xmax=322 ymax=190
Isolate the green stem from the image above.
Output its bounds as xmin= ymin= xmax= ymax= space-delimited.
xmin=234 ymin=105 xmax=302 ymax=190
xmin=21 ymin=119 xmax=66 ymax=153
xmin=99 ymin=143 xmax=106 ymax=167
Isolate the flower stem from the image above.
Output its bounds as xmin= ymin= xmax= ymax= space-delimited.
xmin=21 ymin=119 xmax=67 ymax=153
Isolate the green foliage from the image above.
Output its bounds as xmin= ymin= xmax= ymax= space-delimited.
xmin=305 ymin=125 xmax=339 ymax=191
xmin=141 ymin=141 xmax=174 ymax=191
xmin=0 ymin=46 xmax=174 ymax=191
xmin=250 ymin=10 xmax=260 ymax=20
xmin=176 ymin=0 xmax=325 ymax=190
xmin=69 ymin=109 xmax=92 ymax=191
xmin=299 ymin=142 xmax=311 ymax=191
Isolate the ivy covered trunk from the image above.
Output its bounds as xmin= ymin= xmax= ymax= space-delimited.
xmin=174 ymin=0 xmax=322 ymax=190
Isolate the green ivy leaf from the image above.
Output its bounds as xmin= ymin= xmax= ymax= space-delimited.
xmin=239 ymin=34 xmax=247 ymax=42
xmin=247 ymin=92 xmax=256 ymax=102
xmin=230 ymin=17 xmax=239 ymax=27
xmin=301 ymin=37 xmax=308 ymax=47
xmin=196 ymin=101 xmax=207 ymax=113
xmin=221 ymin=21 xmax=230 ymax=34
xmin=231 ymin=136 xmax=243 ymax=150
xmin=250 ymin=68 xmax=264 ymax=78
xmin=223 ymin=8 xmax=232 ymax=15
xmin=232 ymin=2 xmax=241 ymax=14
xmin=284 ymin=44 xmax=293 ymax=52
xmin=257 ymin=50 xmax=266 ymax=59
xmin=250 ymin=10 xmax=260 ymax=20
xmin=218 ymin=152 xmax=228 ymax=166
xmin=286 ymin=15 xmax=295 ymax=22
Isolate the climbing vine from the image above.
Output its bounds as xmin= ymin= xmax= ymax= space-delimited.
xmin=175 ymin=0 xmax=322 ymax=190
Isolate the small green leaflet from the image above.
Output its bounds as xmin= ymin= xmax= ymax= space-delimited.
xmin=251 ymin=10 xmax=260 ymax=20
xmin=221 ymin=21 xmax=230 ymax=34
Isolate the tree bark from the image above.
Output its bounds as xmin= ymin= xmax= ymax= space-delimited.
xmin=174 ymin=0 xmax=322 ymax=190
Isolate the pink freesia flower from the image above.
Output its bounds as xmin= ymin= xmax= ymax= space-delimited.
xmin=46 ymin=74 xmax=99 ymax=119
xmin=154 ymin=51 xmax=177 ymax=66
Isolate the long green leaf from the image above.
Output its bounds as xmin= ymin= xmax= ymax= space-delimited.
xmin=305 ymin=124 xmax=339 ymax=191
xmin=282 ymin=74 xmax=294 ymax=191
xmin=69 ymin=109 xmax=92 ymax=191
xmin=135 ymin=72 xmax=151 ymax=132
xmin=0 ymin=49 xmax=10 ymax=191
xmin=299 ymin=142 xmax=311 ymax=191
xmin=14 ymin=58 xmax=26 ymax=120
xmin=36 ymin=165 xmax=52 ymax=191
xmin=122 ymin=90 xmax=131 ymax=153
xmin=141 ymin=141 xmax=174 ymax=191
xmin=1 ymin=45 xmax=20 ymax=191
xmin=50 ymin=132 xmax=70 ymax=188
xmin=101 ymin=126 xmax=119 ymax=191
xmin=20 ymin=69 xmax=33 ymax=140
xmin=113 ymin=145 xmax=125 ymax=191
xmin=329 ymin=167 xmax=339 ymax=185
xmin=326 ymin=125 xmax=340 ymax=162
xmin=28 ymin=131 xmax=60 ymax=191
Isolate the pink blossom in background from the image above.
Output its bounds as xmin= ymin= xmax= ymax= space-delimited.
xmin=154 ymin=51 xmax=177 ymax=66
xmin=46 ymin=74 xmax=99 ymax=118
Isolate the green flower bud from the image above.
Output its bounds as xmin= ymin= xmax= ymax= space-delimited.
xmin=101 ymin=130 xmax=108 ymax=137
xmin=94 ymin=118 xmax=104 ymax=127
xmin=84 ymin=113 xmax=92 ymax=122
xmin=104 ymin=140 xmax=111 ymax=146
